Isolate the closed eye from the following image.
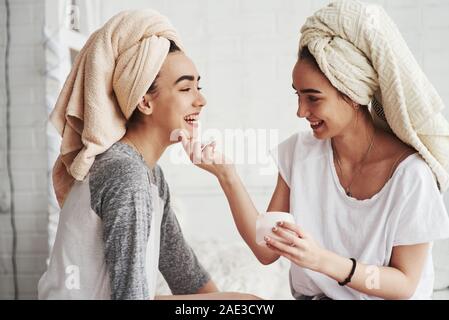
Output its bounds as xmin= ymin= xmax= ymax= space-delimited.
xmin=293 ymin=92 xmax=319 ymax=101
xmin=181 ymin=87 xmax=202 ymax=92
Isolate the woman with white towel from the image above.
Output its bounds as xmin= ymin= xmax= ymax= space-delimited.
xmin=38 ymin=10 xmax=258 ymax=300
xmin=185 ymin=0 xmax=449 ymax=299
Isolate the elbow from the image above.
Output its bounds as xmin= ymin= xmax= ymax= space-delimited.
xmin=394 ymin=290 xmax=414 ymax=300
xmin=258 ymin=258 xmax=273 ymax=266
xmin=251 ymin=246 xmax=280 ymax=265
xmin=257 ymin=254 xmax=279 ymax=266
xmin=393 ymin=282 xmax=418 ymax=300
xmin=401 ymin=286 xmax=417 ymax=300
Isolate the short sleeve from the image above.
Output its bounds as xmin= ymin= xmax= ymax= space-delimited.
xmin=90 ymin=158 xmax=152 ymax=300
xmin=393 ymin=161 xmax=449 ymax=246
xmin=155 ymin=168 xmax=210 ymax=294
xmin=269 ymin=133 xmax=299 ymax=187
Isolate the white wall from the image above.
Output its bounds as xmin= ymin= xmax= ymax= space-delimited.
xmin=1 ymin=0 xmax=449 ymax=299
xmin=95 ymin=0 xmax=449 ymax=242
xmin=0 ymin=0 xmax=48 ymax=299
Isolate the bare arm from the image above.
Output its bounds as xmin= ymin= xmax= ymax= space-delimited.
xmin=179 ymin=134 xmax=289 ymax=265
xmin=267 ymin=174 xmax=290 ymax=213
xmin=321 ymin=243 xmax=429 ymax=299
xmin=155 ymin=279 xmax=261 ymax=300
xmin=155 ymin=280 xmax=261 ymax=300
xmin=218 ymin=170 xmax=289 ymax=265
xmin=155 ymin=292 xmax=262 ymax=300
xmin=269 ymin=221 xmax=430 ymax=299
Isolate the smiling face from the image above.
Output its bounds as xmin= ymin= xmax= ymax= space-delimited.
xmin=143 ymin=51 xmax=206 ymax=140
xmin=292 ymin=55 xmax=357 ymax=140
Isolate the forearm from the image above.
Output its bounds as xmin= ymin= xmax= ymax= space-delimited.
xmin=217 ymin=170 xmax=279 ymax=265
xmin=320 ymin=250 xmax=415 ymax=300
xmin=155 ymin=292 xmax=262 ymax=300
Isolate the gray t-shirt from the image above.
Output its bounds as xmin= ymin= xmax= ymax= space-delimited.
xmin=38 ymin=142 xmax=210 ymax=300
xmin=90 ymin=142 xmax=210 ymax=299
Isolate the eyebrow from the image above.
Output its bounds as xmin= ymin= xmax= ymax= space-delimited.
xmin=174 ymin=75 xmax=201 ymax=85
xmin=291 ymin=84 xmax=322 ymax=94
xmin=300 ymin=88 xmax=322 ymax=94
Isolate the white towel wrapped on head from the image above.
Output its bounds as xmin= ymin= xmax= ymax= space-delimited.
xmin=300 ymin=0 xmax=449 ymax=192
xmin=50 ymin=10 xmax=184 ymax=206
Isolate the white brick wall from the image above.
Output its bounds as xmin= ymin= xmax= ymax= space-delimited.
xmin=122 ymin=0 xmax=449 ymax=241
xmin=0 ymin=0 xmax=48 ymax=300
xmin=0 ymin=0 xmax=448 ymax=299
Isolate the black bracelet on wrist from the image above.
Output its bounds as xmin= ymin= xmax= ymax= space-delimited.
xmin=338 ymin=258 xmax=357 ymax=286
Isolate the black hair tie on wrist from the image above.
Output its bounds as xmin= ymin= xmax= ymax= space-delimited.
xmin=338 ymin=258 xmax=357 ymax=286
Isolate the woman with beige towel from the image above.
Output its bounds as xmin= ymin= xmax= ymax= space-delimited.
xmin=184 ymin=0 xmax=449 ymax=299
xmin=38 ymin=10 xmax=258 ymax=300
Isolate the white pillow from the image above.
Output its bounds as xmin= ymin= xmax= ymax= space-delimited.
xmin=157 ymin=237 xmax=449 ymax=298
xmin=156 ymin=237 xmax=293 ymax=300
xmin=433 ymin=239 xmax=449 ymax=291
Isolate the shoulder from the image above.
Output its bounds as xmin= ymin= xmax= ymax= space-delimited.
xmin=89 ymin=144 xmax=152 ymax=217
xmin=89 ymin=143 xmax=149 ymax=199
xmin=396 ymin=153 xmax=439 ymax=193
xmin=402 ymin=154 xmax=435 ymax=179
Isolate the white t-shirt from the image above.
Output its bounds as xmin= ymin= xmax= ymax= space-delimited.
xmin=38 ymin=142 xmax=210 ymax=299
xmin=272 ymin=131 xmax=449 ymax=300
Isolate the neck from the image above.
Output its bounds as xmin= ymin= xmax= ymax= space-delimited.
xmin=121 ymin=121 xmax=170 ymax=169
xmin=332 ymin=109 xmax=376 ymax=166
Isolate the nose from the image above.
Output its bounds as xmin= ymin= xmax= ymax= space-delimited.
xmin=297 ymin=103 xmax=310 ymax=118
xmin=194 ymin=91 xmax=206 ymax=108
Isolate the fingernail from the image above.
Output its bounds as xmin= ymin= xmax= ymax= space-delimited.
xmin=264 ymin=236 xmax=270 ymax=242
xmin=272 ymin=227 xmax=277 ymax=232
xmin=277 ymin=221 xmax=283 ymax=226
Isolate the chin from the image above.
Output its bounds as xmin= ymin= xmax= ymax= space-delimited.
xmin=311 ymin=129 xmax=328 ymax=140
xmin=311 ymin=123 xmax=335 ymax=140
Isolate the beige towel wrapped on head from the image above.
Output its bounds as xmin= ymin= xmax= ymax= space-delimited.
xmin=50 ymin=10 xmax=183 ymax=207
xmin=300 ymin=0 xmax=449 ymax=192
